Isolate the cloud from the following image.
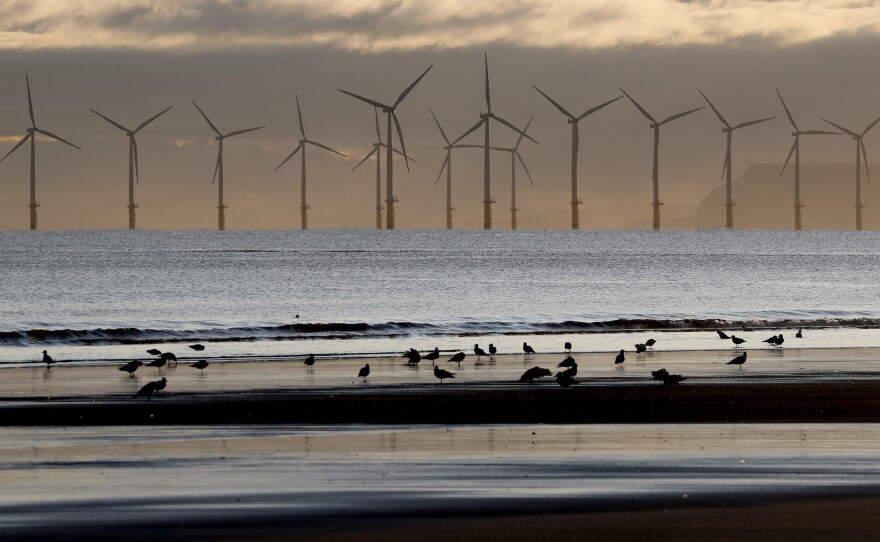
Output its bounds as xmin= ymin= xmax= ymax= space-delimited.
xmin=0 ymin=0 xmax=879 ymax=52
xmin=172 ymin=138 xmax=194 ymax=148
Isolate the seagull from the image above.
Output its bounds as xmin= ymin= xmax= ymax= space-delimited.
xmin=135 ymin=379 xmax=161 ymax=399
xmin=146 ymin=357 xmax=166 ymax=369
xmin=154 ymin=377 xmax=167 ymax=394
xmin=42 ymin=350 xmax=54 ymax=367
xmin=775 ymin=334 xmax=785 ymax=347
xmin=523 ymin=342 xmax=536 ymax=358
xmin=449 ymin=352 xmax=466 ymax=364
xmin=160 ymin=352 xmax=178 ymax=364
xmin=191 ymin=360 xmax=209 ymax=373
xmin=555 ymin=372 xmax=577 ymax=388
xmin=519 ymin=367 xmax=552 ymax=383
xmin=762 ymin=335 xmax=779 ymax=345
xmin=561 ymin=363 xmax=577 ymax=378
xmin=564 ymin=341 xmax=572 ymax=355
xmin=146 ymin=348 xmax=162 ymax=356
xmin=424 ymin=348 xmax=440 ymax=364
xmin=434 ymin=366 xmax=455 ymax=383
xmin=119 ymin=360 xmax=143 ymax=377
xmin=663 ymin=374 xmax=687 ymax=385
xmin=474 ymin=344 xmax=487 ymax=361
xmin=614 ymin=350 xmax=625 ymax=364
xmin=716 ymin=330 xmax=730 ymax=339
xmin=303 ymin=354 xmax=315 ymax=367
xmin=189 ymin=344 xmax=205 ymax=351
xmin=557 ymin=356 xmax=576 ymax=368
xmin=635 ymin=343 xmax=647 ymax=354
xmin=488 ymin=344 xmax=497 ymax=360
xmin=645 ymin=339 xmax=656 ymax=349
xmin=358 ymin=364 xmax=370 ymax=382
xmin=796 ymin=329 xmax=803 ymax=338
xmin=731 ymin=336 xmax=746 ymax=347
xmin=651 ymin=368 xmax=670 ymax=381
xmin=727 ymin=352 xmax=747 ymax=369
xmin=405 ymin=349 xmax=421 ymax=365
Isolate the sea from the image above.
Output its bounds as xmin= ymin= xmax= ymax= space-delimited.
xmin=0 ymin=229 xmax=878 ymax=366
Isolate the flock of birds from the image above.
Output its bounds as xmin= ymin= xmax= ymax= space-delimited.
xmin=35 ymin=328 xmax=805 ymax=398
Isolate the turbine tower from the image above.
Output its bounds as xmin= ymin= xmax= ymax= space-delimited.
xmin=90 ymin=105 xmax=173 ymax=229
xmin=352 ymin=107 xmax=414 ymax=229
xmin=619 ymin=88 xmax=703 ymax=231
xmin=192 ymin=101 xmax=264 ymax=231
xmin=821 ymin=114 xmax=880 ymax=231
xmin=430 ymin=109 xmax=471 ymax=230
xmin=275 ymin=94 xmax=346 ymax=230
xmin=699 ymin=90 xmax=775 ymax=229
xmin=532 ymin=86 xmax=622 ymax=229
xmin=450 ymin=54 xmax=538 ymax=230
xmin=0 ymin=75 xmax=81 ymax=230
xmin=339 ymin=65 xmax=433 ymax=230
xmin=775 ymin=89 xmax=839 ymax=231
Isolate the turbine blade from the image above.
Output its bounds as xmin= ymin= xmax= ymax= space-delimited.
xmin=296 ymin=94 xmax=306 ymax=138
xmin=618 ymin=87 xmax=657 ymax=124
xmin=394 ymin=65 xmax=433 ymax=108
xmin=516 ymin=151 xmax=534 ymax=186
xmin=801 ymin=130 xmax=840 ymax=135
xmin=0 ymin=133 xmax=32 ymax=163
xmin=338 ymin=90 xmax=390 ymax=110
xmin=450 ymin=118 xmax=486 ymax=145
xmin=352 ymin=147 xmax=377 ymax=171
xmin=514 ymin=115 xmax=535 ymax=149
xmin=821 ymin=118 xmax=858 ymax=137
xmin=435 ymin=153 xmax=449 ymax=186
xmin=532 ymin=85 xmax=574 ymax=119
xmin=35 ymin=128 xmax=81 ymax=150
xmin=453 ymin=144 xmax=484 ymax=149
xmin=192 ymin=101 xmax=221 ymax=136
xmin=135 ymin=105 xmax=173 ymax=133
xmin=430 ymin=108 xmax=449 ymax=144
xmin=308 ymin=140 xmax=346 ymax=157
xmin=393 ymin=112 xmax=410 ymax=172
xmin=775 ymin=88 xmax=799 ymax=131
xmin=493 ymin=116 xmax=539 ymax=144
xmin=578 ymin=95 xmax=624 ymax=120
xmin=274 ymin=143 xmax=302 ymax=171
xmin=25 ymin=75 xmax=35 ymax=126
xmin=226 ymin=126 xmax=264 ymax=138
xmin=862 ymin=140 xmax=871 ymax=184
xmin=780 ymin=139 xmax=797 ymax=177
xmin=698 ymin=90 xmax=730 ymax=128
xmin=862 ymin=114 xmax=880 ymax=137
xmin=733 ymin=117 xmax=775 ymax=130
xmin=132 ymin=136 xmax=140 ymax=184
xmin=484 ymin=53 xmax=491 ymax=114
xmin=374 ymin=107 xmax=382 ymax=142
xmin=660 ymin=106 xmax=704 ymax=125
xmin=390 ymin=146 xmax=416 ymax=162
xmin=212 ymin=149 xmax=221 ymax=184
xmin=90 ymin=109 xmax=129 ymax=132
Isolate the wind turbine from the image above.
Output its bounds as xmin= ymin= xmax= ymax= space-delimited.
xmin=619 ymin=88 xmax=703 ymax=231
xmin=699 ymin=90 xmax=775 ymax=229
xmin=90 ymin=105 xmax=173 ymax=229
xmin=352 ymin=107 xmax=414 ymax=229
xmin=275 ymin=94 xmax=346 ymax=231
xmin=0 ymin=75 xmax=81 ymax=230
xmin=192 ymin=101 xmax=264 ymax=231
xmin=775 ymin=89 xmax=839 ymax=231
xmin=339 ymin=65 xmax=433 ymax=230
xmin=532 ymin=86 xmax=622 ymax=229
xmin=430 ymin=109 xmax=473 ymax=230
xmin=450 ymin=54 xmax=538 ymax=230
xmin=821 ymin=114 xmax=880 ymax=231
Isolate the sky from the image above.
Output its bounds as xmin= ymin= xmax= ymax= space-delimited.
xmin=1 ymin=0 xmax=880 ymax=230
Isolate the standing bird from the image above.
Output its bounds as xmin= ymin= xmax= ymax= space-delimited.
xmin=358 ymin=364 xmax=370 ymax=382
xmin=424 ymin=348 xmax=440 ymax=364
xmin=651 ymin=368 xmax=670 ymax=381
xmin=775 ymin=334 xmax=785 ymax=347
xmin=519 ymin=367 xmax=552 ymax=383
xmin=635 ymin=343 xmax=647 ymax=354
xmin=434 ymin=365 xmax=455 ymax=383
xmin=614 ymin=350 xmax=626 ymax=365
xmin=555 ymin=372 xmax=577 ymax=388
xmin=135 ymin=379 xmax=160 ymax=399
xmin=564 ymin=341 xmax=572 ymax=355
xmin=488 ymin=344 xmax=497 ymax=360
xmin=160 ymin=352 xmax=178 ymax=364
xmin=303 ymin=354 xmax=315 ymax=367
xmin=731 ymin=336 xmax=746 ymax=347
xmin=154 ymin=377 xmax=168 ymax=394
xmin=796 ymin=329 xmax=803 ymax=338
xmin=119 ymin=360 xmax=143 ymax=377
xmin=762 ymin=334 xmax=779 ymax=345
xmin=405 ymin=349 xmax=421 ymax=365
xmin=645 ymin=339 xmax=656 ymax=349
xmin=474 ymin=344 xmax=487 ymax=361
xmin=716 ymin=330 xmax=730 ymax=339
xmin=191 ymin=360 xmax=209 ymax=373
xmin=146 ymin=348 xmax=162 ymax=356
xmin=557 ymin=356 xmax=576 ymax=368
xmin=41 ymin=350 xmax=54 ymax=367
xmin=189 ymin=344 xmax=205 ymax=351
xmin=561 ymin=363 xmax=577 ymax=378
xmin=146 ymin=357 xmax=166 ymax=370
xmin=523 ymin=342 xmax=536 ymax=358
xmin=727 ymin=352 xmax=748 ymax=369
xmin=449 ymin=352 xmax=466 ymax=365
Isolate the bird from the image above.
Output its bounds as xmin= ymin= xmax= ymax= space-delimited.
xmin=519 ymin=367 xmax=552 ymax=383
xmin=424 ymin=348 xmax=440 ymax=364
xmin=555 ymin=372 xmax=577 ymax=388
xmin=523 ymin=342 xmax=536 ymax=358
xmin=474 ymin=344 xmax=487 ymax=361
xmin=561 ymin=363 xmax=577 ymax=378
xmin=146 ymin=357 xmax=166 ymax=369
xmin=731 ymin=336 xmax=746 ymax=347
xmin=488 ymin=344 xmax=497 ymax=360
xmin=42 ymin=350 xmax=54 ymax=367
xmin=303 ymin=354 xmax=315 ymax=367
xmin=189 ymin=344 xmax=205 ymax=351
xmin=119 ymin=360 xmax=142 ymax=377
xmin=796 ymin=329 xmax=803 ymax=338
xmin=135 ymin=379 xmax=161 ymax=399
xmin=635 ymin=343 xmax=647 ymax=354
xmin=614 ymin=350 xmax=625 ymax=364
xmin=154 ymin=377 xmax=168 ymax=394
xmin=434 ymin=365 xmax=455 ymax=383
xmin=191 ymin=360 xmax=209 ymax=373
xmin=645 ymin=339 xmax=656 ymax=349
xmin=146 ymin=348 xmax=162 ymax=356
xmin=160 ymin=352 xmax=178 ymax=363
xmin=651 ymin=368 xmax=670 ymax=381
xmin=449 ymin=352 xmax=466 ymax=364
xmin=762 ymin=334 xmax=779 ymax=345
xmin=663 ymin=374 xmax=687 ymax=386
xmin=404 ymin=349 xmax=421 ymax=365
xmin=727 ymin=352 xmax=748 ymax=369
xmin=564 ymin=341 xmax=572 ymax=354
xmin=358 ymin=364 xmax=370 ymax=382
xmin=716 ymin=330 xmax=730 ymax=339
xmin=775 ymin=334 xmax=785 ymax=347
xmin=557 ymin=356 xmax=576 ymax=368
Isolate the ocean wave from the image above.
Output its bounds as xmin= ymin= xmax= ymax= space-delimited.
xmin=0 ymin=316 xmax=878 ymax=346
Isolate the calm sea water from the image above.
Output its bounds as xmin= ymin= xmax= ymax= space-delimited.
xmin=0 ymin=229 xmax=878 ymax=364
